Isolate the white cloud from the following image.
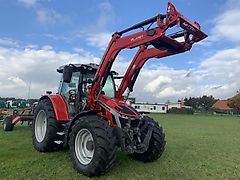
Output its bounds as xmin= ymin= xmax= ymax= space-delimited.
xmin=8 ymin=76 xmax=27 ymax=87
xmin=132 ymin=47 xmax=240 ymax=102
xmin=17 ymin=0 xmax=65 ymax=25
xmin=73 ymin=2 xmax=115 ymax=50
xmin=36 ymin=8 xmax=63 ymax=25
xmin=94 ymin=2 xmax=115 ymax=31
xmin=73 ymin=48 xmax=85 ymax=53
xmin=42 ymin=45 xmax=53 ymax=50
xmin=144 ymin=76 xmax=172 ymax=93
xmin=17 ymin=0 xmax=37 ymax=7
xmin=157 ymin=87 xmax=188 ymax=98
xmin=43 ymin=33 xmax=71 ymax=42
xmin=0 ymin=42 xmax=239 ymax=102
xmin=212 ymin=10 xmax=240 ymax=42
xmin=200 ymin=48 xmax=240 ymax=80
xmin=205 ymin=0 xmax=240 ymax=44
xmin=0 ymin=38 xmax=18 ymax=47
xmin=86 ymin=32 xmax=112 ymax=50
xmin=0 ymin=45 xmax=100 ymax=98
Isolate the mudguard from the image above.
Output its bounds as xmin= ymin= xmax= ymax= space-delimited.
xmin=64 ymin=110 xmax=100 ymax=145
xmin=40 ymin=94 xmax=69 ymax=121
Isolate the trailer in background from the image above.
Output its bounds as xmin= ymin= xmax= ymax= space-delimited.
xmin=132 ymin=103 xmax=167 ymax=114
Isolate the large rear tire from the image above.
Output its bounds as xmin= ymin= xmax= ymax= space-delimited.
xmin=3 ymin=116 xmax=14 ymax=131
xmin=69 ymin=115 xmax=117 ymax=177
xmin=32 ymin=99 xmax=64 ymax=152
xmin=129 ymin=116 xmax=166 ymax=162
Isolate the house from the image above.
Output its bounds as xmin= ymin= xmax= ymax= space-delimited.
xmin=167 ymin=102 xmax=182 ymax=110
xmin=131 ymin=102 xmax=167 ymax=113
xmin=212 ymin=100 xmax=233 ymax=114
xmin=166 ymin=101 xmax=192 ymax=111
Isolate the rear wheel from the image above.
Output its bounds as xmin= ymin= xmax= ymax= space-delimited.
xmin=69 ymin=115 xmax=117 ymax=177
xmin=3 ymin=116 xmax=14 ymax=131
xmin=129 ymin=116 xmax=166 ymax=162
xmin=32 ymin=99 xmax=64 ymax=152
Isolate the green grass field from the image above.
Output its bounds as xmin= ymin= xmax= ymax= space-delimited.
xmin=0 ymin=114 xmax=240 ymax=180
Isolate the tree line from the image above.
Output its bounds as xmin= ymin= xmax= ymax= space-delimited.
xmin=183 ymin=95 xmax=217 ymax=111
xmin=183 ymin=93 xmax=240 ymax=112
xmin=228 ymin=93 xmax=240 ymax=111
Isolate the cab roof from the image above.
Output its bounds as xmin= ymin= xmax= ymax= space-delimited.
xmin=57 ymin=63 xmax=99 ymax=73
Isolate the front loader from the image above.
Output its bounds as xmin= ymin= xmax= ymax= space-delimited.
xmin=32 ymin=2 xmax=207 ymax=177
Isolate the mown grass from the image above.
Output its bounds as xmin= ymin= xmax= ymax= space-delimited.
xmin=0 ymin=114 xmax=240 ymax=180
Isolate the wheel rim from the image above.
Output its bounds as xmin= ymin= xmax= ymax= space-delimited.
xmin=35 ymin=110 xmax=47 ymax=142
xmin=75 ymin=128 xmax=95 ymax=165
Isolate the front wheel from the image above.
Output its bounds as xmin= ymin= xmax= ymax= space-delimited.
xmin=3 ymin=117 xmax=14 ymax=131
xmin=69 ymin=115 xmax=117 ymax=177
xmin=129 ymin=116 xmax=166 ymax=162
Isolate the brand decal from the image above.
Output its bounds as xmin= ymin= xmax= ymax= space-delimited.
xmin=131 ymin=35 xmax=144 ymax=42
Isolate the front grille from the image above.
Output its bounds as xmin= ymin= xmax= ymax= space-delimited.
xmin=119 ymin=117 xmax=140 ymax=128
xmin=119 ymin=106 xmax=135 ymax=115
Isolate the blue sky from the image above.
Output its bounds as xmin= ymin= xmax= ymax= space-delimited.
xmin=0 ymin=0 xmax=239 ymax=103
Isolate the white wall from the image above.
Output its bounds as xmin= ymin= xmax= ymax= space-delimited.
xmin=132 ymin=103 xmax=167 ymax=113
xmin=167 ymin=103 xmax=181 ymax=110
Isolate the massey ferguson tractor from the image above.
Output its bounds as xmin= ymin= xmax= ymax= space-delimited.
xmin=32 ymin=2 xmax=207 ymax=177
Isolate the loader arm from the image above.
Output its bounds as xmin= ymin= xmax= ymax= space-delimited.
xmin=88 ymin=2 xmax=207 ymax=109
xmin=116 ymin=46 xmax=186 ymax=97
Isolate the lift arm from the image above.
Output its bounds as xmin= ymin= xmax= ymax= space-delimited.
xmin=116 ymin=46 xmax=186 ymax=97
xmin=88 ymin=2 xmax=207 ymax=108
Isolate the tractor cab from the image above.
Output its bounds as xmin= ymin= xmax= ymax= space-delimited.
xmin=57 ymin=63 xmax=98 ymax=116
xmin=57 ymin=63 xmax=117 ymax=117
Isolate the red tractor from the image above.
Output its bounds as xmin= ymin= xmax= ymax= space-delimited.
xmin=32 ymin=3 xmax=207 ymax=177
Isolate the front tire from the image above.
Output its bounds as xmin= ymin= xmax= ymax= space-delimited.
xmin=69 ymin=115 xmax=117 ymax=177
xmin=3 ymin=116 xmax=14 ymax=131
xmin=32 ymin=99 xmax=64 ymax=152
xmin=129 ymin=116 xmax=166 ymax=162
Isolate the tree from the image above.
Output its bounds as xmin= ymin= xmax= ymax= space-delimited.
xmin=184 ymin=95 xmax=217 ymax=111
xmin=228 ymin=93 xmax=240 ymax=111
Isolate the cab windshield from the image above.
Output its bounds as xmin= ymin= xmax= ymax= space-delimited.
xmin=59 ymin=72 xmax=80 ymax=96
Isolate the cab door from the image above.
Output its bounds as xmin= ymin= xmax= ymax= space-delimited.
xmin=58 ymin=72 xmax=80 ymax=117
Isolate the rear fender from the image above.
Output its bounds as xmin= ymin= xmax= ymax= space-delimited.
xmin=40 ymin=94 xmax=69 ymax=121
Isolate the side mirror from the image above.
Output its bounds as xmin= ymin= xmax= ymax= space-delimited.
xmin=46 ymin=91 xmax=52 ymax=95
xmin=63 ymin=65 xmax=73 ymax=83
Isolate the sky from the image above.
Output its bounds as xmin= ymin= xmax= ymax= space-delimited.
xmin=0 ymin=0 xmax=239 ymax=103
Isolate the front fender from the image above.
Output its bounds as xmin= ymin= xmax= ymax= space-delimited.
xmin=64 ymin=110 xmax=100 ymax=145
xmin=40 ymin=94 xmax=69 ymax=121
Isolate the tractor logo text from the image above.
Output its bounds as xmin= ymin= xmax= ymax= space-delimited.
xmin=131 ymin=35 xmax=143 ymax=42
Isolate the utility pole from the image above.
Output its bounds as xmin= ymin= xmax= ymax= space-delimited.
xmin=27 ymin=81 xmax=31 ymax=107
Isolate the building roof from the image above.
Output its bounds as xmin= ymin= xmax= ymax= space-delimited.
xmin=212 ymin=100 xmax=233 ymax=110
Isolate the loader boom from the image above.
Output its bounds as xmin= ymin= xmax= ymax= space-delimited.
xmin=88 ymin=2 xmax=207 ymax=108
xmin=116 ymin=46 xmax=185 ymax=97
